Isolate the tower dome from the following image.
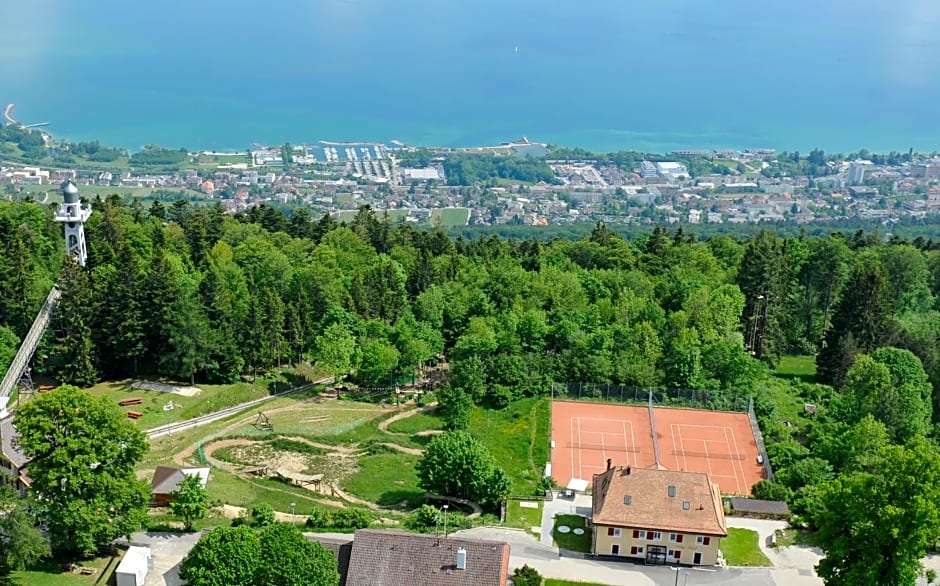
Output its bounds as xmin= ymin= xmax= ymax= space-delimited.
xmin=60 ymin=180 xmax=80 ymax=205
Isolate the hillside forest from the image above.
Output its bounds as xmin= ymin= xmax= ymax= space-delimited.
xmin=4 ymin=197 xmax=940 ymax=581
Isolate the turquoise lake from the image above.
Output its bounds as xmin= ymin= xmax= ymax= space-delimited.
xmin=3 ymin=0 xmax=940 ymax=153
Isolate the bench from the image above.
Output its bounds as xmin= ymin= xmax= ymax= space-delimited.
xmin=126 ymin=410 xmax=143 ymax=420
xmin=118 ymin=397 xmax=143 ymax=406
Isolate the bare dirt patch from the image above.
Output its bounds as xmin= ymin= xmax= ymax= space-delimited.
xmin=133 ymin=381 xmax=202 ymax=397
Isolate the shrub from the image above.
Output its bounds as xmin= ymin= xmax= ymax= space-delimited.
xmin=306 ymin=506 xmax=332 ymax=529
xmin=250 ymin=503 xmax=276 ymax=527
xmin=330 ymin=508 xmax=371 ymax=530
xmin=405 ymin=505 xmax=441 ymax=531
xmin=512 ymin=564 xmax=542 ymax=586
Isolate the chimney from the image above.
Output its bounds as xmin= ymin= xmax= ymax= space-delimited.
xmin=606 ymin=458 xmax=612 ymax=470
xmin=626 ymin=466 xmax=631 ymax=475
xmin=456 ymin=548 xmax=467 ymax=570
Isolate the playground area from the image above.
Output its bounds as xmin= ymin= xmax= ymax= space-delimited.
xmin=551 ymin=400 xmax=765 ymax=495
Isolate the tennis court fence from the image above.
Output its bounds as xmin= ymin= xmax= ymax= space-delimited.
xmin=551 ymin=382 xmax=750 ymax=413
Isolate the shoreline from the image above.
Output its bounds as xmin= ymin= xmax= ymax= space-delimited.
xmin=3 ymin=103 xmax=16 ymax=125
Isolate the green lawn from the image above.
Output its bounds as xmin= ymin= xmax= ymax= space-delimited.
xmin=386 ymin=410 xmax=445 ymax=434
xmin=504 ymin=499 xmax=543 ymax=533
xmin=552 ymin=514 xmax=591 ymax=553
xmin=470 ymin=398 xmax=550 ymax=495
xmin=545 ymin=581 xmax=613 ymax=586
xmin=10 ymin=550 xmax=119 ymax=586
xmin=774 ymin=355 xmax=817 ymax=383
xmin=342 ymin=452 xmax=424 ymax=510
xmin=720 ymin=528 xmax=773 ymax=567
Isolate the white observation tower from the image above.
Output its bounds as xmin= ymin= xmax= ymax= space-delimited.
xmin=53 ymin=180 xmax=92 ymax=266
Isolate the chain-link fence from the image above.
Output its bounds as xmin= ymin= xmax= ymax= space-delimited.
xmin=550 ymin=382 xmax=750 ymax=412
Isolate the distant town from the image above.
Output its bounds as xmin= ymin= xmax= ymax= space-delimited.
xmin=2 ymin=115 xmax=939 ymax=229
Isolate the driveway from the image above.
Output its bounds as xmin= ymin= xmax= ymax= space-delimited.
xmin=538 ymin=491 xmax=593 ymax=547
xmin=128 ymin=531 xmax=203 ymax=586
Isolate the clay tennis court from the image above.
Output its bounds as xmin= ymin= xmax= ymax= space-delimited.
xmin=551 ymin=400 xmax=766 ymax=495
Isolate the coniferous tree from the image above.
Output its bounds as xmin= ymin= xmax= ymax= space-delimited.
xmin=51 ymin=257 xmax=98 ymax=386
xmin=817 ymin=253 xmax=894 ymax=385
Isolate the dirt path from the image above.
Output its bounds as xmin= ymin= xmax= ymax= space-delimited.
xmin=378 ymin=442 xmax=424 ymax=456
xmin=378 ymin=402 xmax=439 ymax=435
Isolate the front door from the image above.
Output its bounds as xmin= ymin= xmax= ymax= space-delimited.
xmin=612 ymin=544 xmax=620 ymax=555
xmin=693 ymin=552 xmax=702 ymax=565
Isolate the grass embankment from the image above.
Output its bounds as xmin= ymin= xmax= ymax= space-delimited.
xmin=342 ymin=450 xmax=424 ymax=510
xmin=774 ymin=355 xmax=817 ymax=383
xmin=720 ymin=528 xmax=773 ymax=567
xmin=87 ymin=379 xmax=271 ymax=429
xmin=469 ymin=397 xmax=550 ymax=495
xmin=386 ymin=410 xmax=445 ymax=434
xmin=552 ymin=514 xmax=591 ymax=553
xmin=773 ymin=527 xmax=819 ymax=548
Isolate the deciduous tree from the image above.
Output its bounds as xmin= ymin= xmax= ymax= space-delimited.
xmin=15 ymin=385 xmax=149 ymax=554
xmin=170 ymin=474 xmax=210 ymax=530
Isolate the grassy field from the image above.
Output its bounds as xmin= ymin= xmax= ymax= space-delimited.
xmin=720 ymin=528 xmax=773 ymax=567
xmin=86 ymin=379 xmax=273 ymax=430
xmin=191 ymin=152 xmax=252 ymax=167
xmin=504 ymin=499 xmax=543 ymax=533
xmin=206 ymin=468 xmax=346 ymax=515
xmin=386 ymin=410 xmax=445 ymax=434
xmin=774 ymin=355 xmax=817 ymax=383
xmin=552 ymin=514 xmax=591 ymax=553
xmin=469 ymin=398 xmax=550 ymax=495
xmin=431 ymin=207 xmax=470 ymax=226
xmin=223 ymin=401 xmax=385 ymax=439
xmin=545 ymin=581 xmax=612 ymax=586
xmin=342 ymin=451 xmax=424 ymax=510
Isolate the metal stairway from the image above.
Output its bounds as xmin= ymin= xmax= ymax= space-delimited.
xmin=0 ymin=286 xmax=61 ymax=400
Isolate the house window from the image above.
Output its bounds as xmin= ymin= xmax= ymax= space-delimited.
xmin=613 ymin=528 xmax=622 ymax=538
xmin=669 ymin=533 xmax=678 ymax=543
xmin=652 ymin=531 xmax=662 ymax=541
xmin=696 ymin=535 xmax=711 ymax=546
xmin=667 ymin=549 xmax=674 ymax=557
xmin=668 ymin=485 xmax=676 ymax=498
xmin=683 ymin=501 xmax=691 ymax=510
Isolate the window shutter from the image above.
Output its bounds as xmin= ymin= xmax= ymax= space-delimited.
xmin=630 ymin=546 xmax=638 ymax=555
xmin=703 ymin=536 xmax=711 ymax=545
xmin=633 ymin=530 xmax=640 ymax=539
xmin=675 ymin=551 xmax=681 ymax=559
xmin=608 ymin=527 xmax=615 ymax=536
xmin=676 ymin=534 xmax=683 ymax=543
xmin=647 ymin=531 xmax=654 ymax=539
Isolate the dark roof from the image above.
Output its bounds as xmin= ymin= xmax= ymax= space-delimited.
xmin=308 ymin=535 xmax=353 ymax=586
xmin=150 ymin=466 xmax=210 ymax=495
xmin=346 ymin=529 xmax=510 ymax=586
xmin=0 ymin=415 xmax=29 ymax=469
xmin=729 ymin=498 xmax=790 ymax=515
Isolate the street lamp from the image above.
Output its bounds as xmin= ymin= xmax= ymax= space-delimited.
xmin=443 ymin=504 xmax=449 ymax=538
xmin=290 ymin=502 xmax=296 ymax=517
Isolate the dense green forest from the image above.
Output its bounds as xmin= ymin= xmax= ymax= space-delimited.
xmin=4 ymin=198 xmax=940 ymax=581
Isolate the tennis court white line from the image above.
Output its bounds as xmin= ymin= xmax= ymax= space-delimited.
xmin=570 ymin=416 xmax=575 ymax=483
xmin=670 ymin=423 xmax=681 ymax=470
xmin=726 ymin=426 xmax=745 ymax=494
xmin=624 ymin=420 xmax=637 ymax=467
xmin=578 ymin=417 xmax=584 ymax=479
xmin=702 ymin=434 xmax=714 ymax=478
xmin=674 ymin=424 xmax=689 ymax=472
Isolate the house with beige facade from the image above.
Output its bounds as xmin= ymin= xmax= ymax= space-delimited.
xmin=592 ymin=463 xmax=727 ymax=566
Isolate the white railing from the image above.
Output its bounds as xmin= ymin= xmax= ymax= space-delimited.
xmin=0 ymin=286 xmax=61 ymax=398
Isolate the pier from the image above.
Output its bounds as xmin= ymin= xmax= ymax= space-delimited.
xmin=3 ymin=103 xmax=49 ymax=128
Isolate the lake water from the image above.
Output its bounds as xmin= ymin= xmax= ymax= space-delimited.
xmin=4 ymin=0 xmax=940 ymax=153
